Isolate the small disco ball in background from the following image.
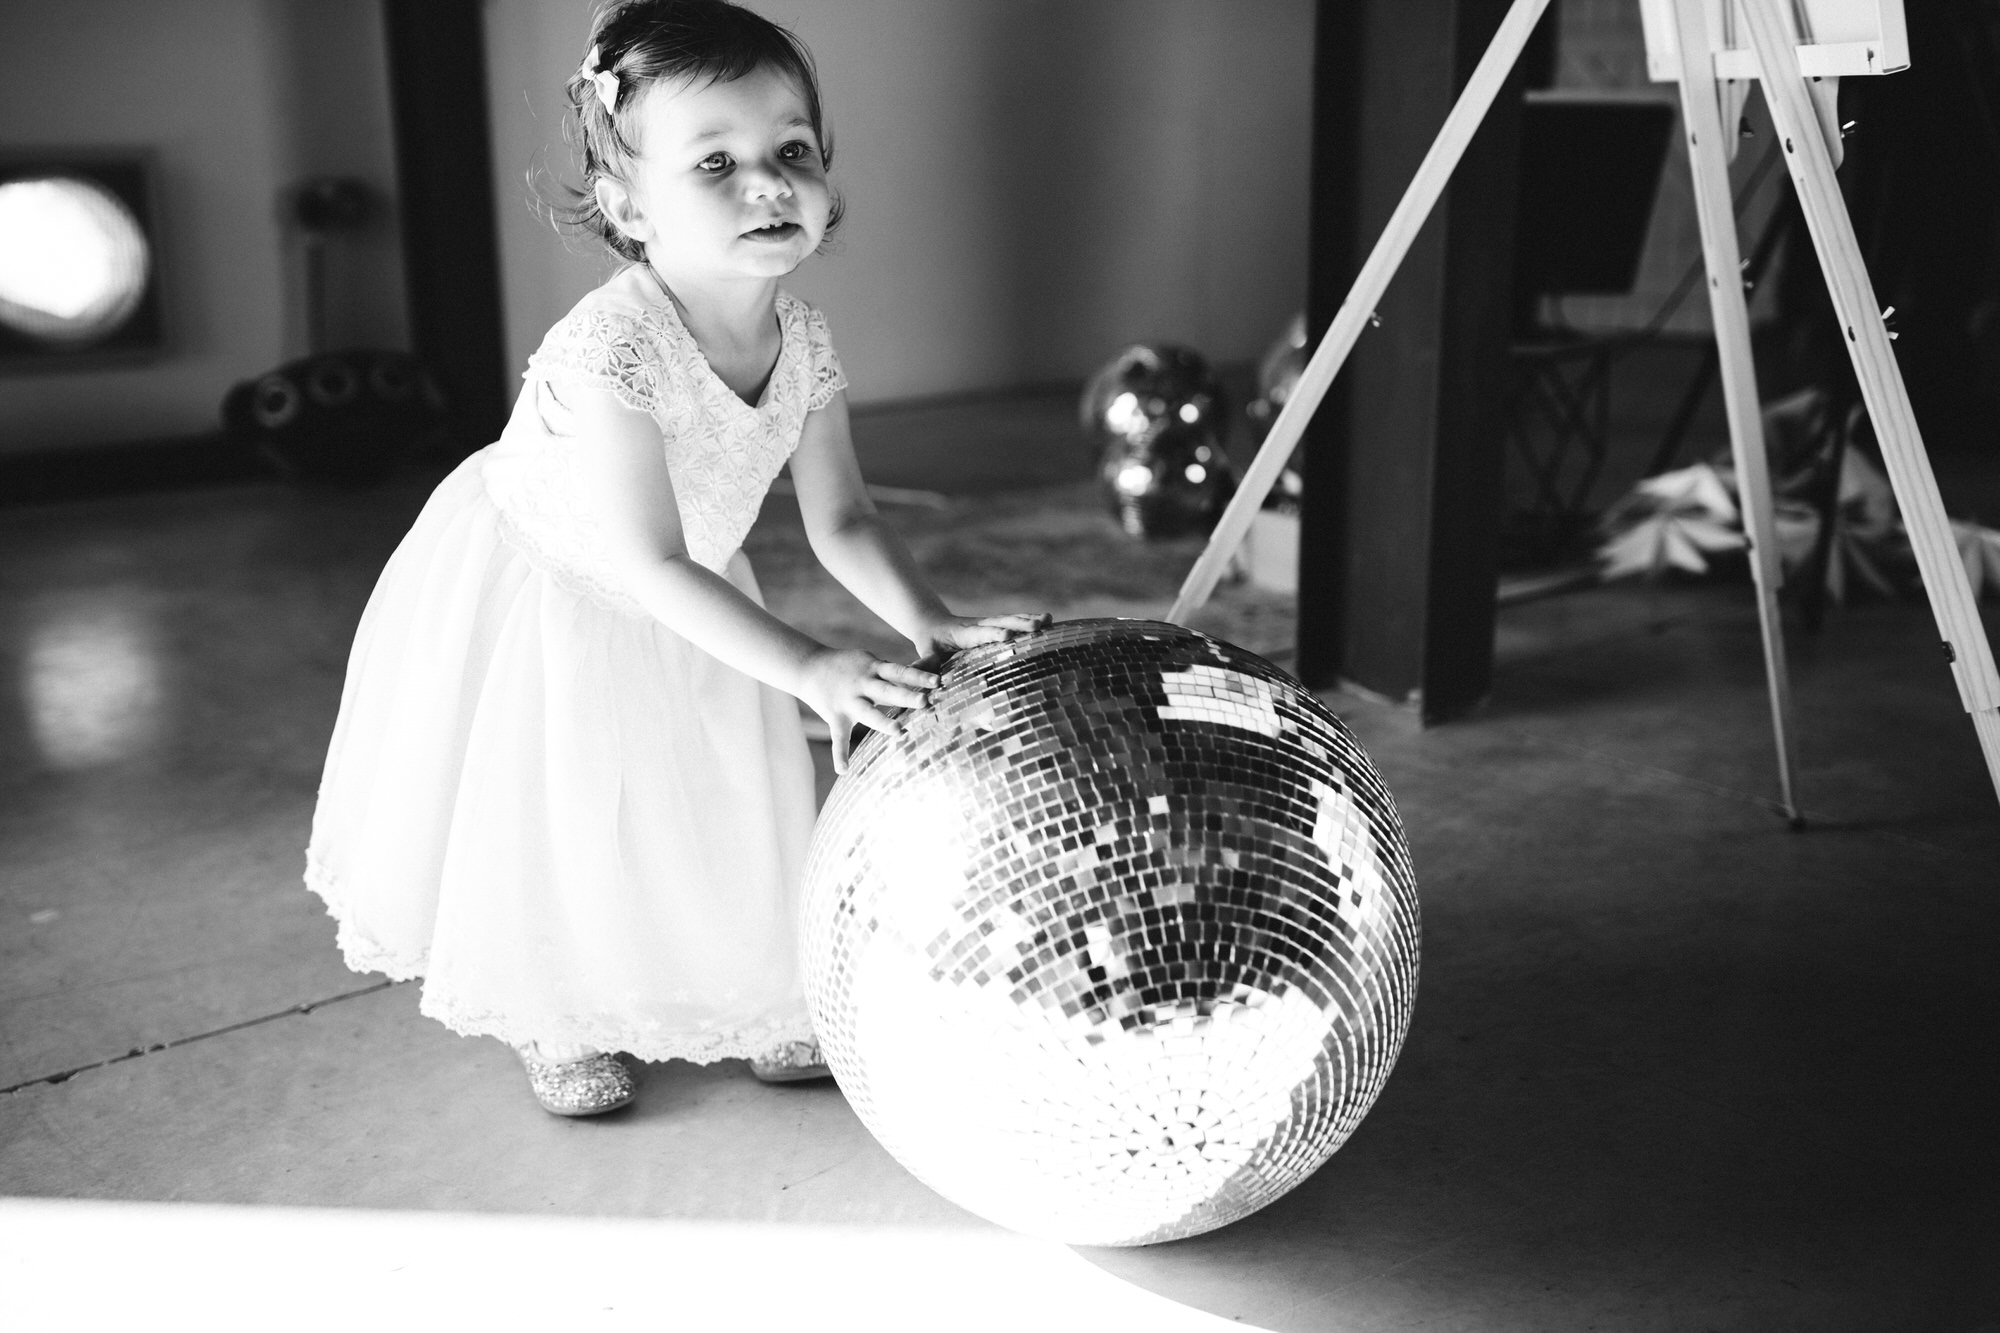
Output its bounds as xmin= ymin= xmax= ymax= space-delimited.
xmin=1079 ymin=343 xmax=1235 ymax=538
xmin=1079 ymin=343 xmax=1227 ymax=452
xmin=1247 ymin=313 xmax=1309 ymax=510
xmin=802 ymin=619 xmax=1421 ymax=1247
xmin=1097 ymin=425 xmax=1235 ymax=539
xmin=222 ymin=350 xmax=448 ymax=486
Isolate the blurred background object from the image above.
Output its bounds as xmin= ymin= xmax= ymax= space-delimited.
xmin=283 ymin=176 xmax=376 ymax=357
xmin=1245 ymin=312 xmax=1308 ymax=509
xmin=1239 ymin=314 xmax=1309 ymax=593
xmin=1079 ymin=343 xmax=1236 ymax=539
xmin=221 ymin=349 xmax=446 ymax=487
xmin=217 ymin=175 xmax=446 ymax=487
xmin=0 ymin=153 xmax=164 ymax=366
xmin=1078 ymin=343 xmax=1228 ymax=454
xmin=1096 ymin=419 xmax=1236 ymax=541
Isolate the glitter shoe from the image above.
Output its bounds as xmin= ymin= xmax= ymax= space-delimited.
xmin=749 ymin=1040 xmax=832 ymax=1084
xmin=515 ymin=1044 xmax=636 ymax=1116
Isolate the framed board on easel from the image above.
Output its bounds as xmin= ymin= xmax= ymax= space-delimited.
xmin=1636 ymin=0 xmax=1908 ymax=82
xmin=1167 ymin=0 xmax=2000 ymax=813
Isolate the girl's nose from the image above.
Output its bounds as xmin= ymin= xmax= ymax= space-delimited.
xmin=743 ymin=162 xmax=794 ymax=201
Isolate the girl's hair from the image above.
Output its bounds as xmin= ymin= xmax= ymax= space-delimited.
xmin=554 ymin=0 xmax=842 ymax=263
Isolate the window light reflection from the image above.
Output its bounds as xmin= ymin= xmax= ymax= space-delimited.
xmin=23 ymin=595 xmax=165 ymax=769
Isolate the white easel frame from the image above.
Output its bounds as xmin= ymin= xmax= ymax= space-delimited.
xmin=1168 ymin=0 xmax=2000 ymax=811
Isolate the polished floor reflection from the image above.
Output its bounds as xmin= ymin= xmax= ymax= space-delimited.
xmin=1 ymin=431 xmax=1996 ymax=1329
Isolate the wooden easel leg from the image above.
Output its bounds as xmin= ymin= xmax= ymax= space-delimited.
xmin=1740 ymin=0 xmax=2000 ymax=806
xmin=1670 ymin=0 xmax=1804 ymax=821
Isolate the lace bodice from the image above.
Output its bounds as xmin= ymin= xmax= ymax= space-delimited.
xmin=481 ymin=267 xmax=846 ymax=614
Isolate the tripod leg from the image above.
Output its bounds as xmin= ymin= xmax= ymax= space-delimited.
xmin=1671 ymin=0 xmax=1804 ymax=821
xmin=1740 ymin=0 xmax=2000 ymax=806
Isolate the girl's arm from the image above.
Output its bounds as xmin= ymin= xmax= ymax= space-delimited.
xmin=566 ymin=384 xmax=935 ymax=771
xmin=789 ymin=389 xmax=1046 ymax=659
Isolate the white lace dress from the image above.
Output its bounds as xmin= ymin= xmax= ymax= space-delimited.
xmin=305 ymin=266 xmax=840 ymax=1062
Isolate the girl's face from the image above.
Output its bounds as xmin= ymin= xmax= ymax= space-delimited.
xmin=598 ymin=66 xmax=831 ymax=283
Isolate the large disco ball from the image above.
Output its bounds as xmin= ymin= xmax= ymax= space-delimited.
xmin=802 ymin=619 xmax=1421 ymax=1247
xmin=1098 ymin=423 xmax=1235 ymax=539
xmin=1079 ymin=343 xmax=1226 ymax=454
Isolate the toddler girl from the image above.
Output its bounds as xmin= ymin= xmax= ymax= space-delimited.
xmin=305 ymin=0 xmax=1043 ymax=1116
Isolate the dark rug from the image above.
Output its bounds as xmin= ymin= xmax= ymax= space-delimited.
xmin=747 ymin=482 xmax=1297 ymax=667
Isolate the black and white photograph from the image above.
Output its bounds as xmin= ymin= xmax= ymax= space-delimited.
xmin=1 ymin=1 xmax=1995 ymax=1327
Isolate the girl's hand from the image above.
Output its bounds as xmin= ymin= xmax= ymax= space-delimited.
xmin=915 ymin=612 xmax=1052 ymax=661
xmin=800 ymin=647 xmax=940 ymax=774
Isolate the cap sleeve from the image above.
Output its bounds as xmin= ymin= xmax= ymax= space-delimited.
xmin=801 ymin=305 xmax=847 ymax=413
xmin=526 ymin=307 xmax=664 ymax=416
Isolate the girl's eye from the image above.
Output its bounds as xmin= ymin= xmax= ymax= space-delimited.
xmin=697 ymin=153 xmax=732 ymax=173
xmin=777 ymin=141 xmax=813 ymax=163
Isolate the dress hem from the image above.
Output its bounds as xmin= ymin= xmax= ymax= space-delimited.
xmin=302 ymin=854 xmax=816 ymax=1064
xmin=304 ymin=852 xmax=428 ymax=981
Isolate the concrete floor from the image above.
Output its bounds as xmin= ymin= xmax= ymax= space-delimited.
xmin=2 ymin=416 xmax=1997 ymax=1329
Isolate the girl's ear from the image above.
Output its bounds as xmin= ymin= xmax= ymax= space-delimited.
xmin=594 ymin=176 xmax=652 ymax=245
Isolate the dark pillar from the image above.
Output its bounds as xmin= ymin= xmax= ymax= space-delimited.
xmin=1296 ymin=0 xmax=1530 ymax=723
xmin=382 ymin=0 xmax=510 ymax=448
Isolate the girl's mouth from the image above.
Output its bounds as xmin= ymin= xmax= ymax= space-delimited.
xmin=743 ymin=221 xmax=801 ymax=242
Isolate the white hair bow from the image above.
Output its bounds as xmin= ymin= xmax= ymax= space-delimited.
xmin=583 ymin=45 xmax=619 ymax=114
